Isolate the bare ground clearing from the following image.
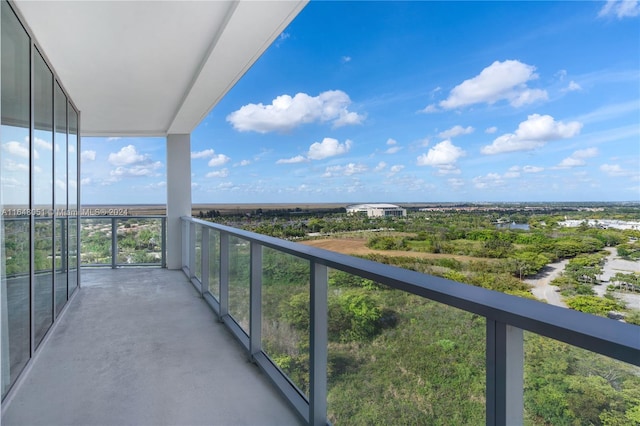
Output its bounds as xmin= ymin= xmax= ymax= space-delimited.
xmin=300 ymin=238 xmax=496 ymax=263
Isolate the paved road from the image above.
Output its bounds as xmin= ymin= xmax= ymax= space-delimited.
xmin=526 ymin=259 xmax=569 ymax=307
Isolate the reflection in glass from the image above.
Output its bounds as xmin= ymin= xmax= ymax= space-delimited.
xmin=1 ymin=0 xmax=31 ymax=398
xmin=67 ymin=107 xmax=78 ymax=295
xmin=54 ymin=82 xmax=67 ymax=315
xmin=33 ymin=50 xmax=54 ymax=347
xmin=228 ymin=236 xmax=250 ymax=333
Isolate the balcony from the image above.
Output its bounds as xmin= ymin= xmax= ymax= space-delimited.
xmin=2 ymin=216 xmax=639 ymax=425
xmin=2 ymin=267 xmax=302 ymax=426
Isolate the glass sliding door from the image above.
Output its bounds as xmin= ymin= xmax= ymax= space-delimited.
xmin=1 ymin=0 xmax=80 ymax=401
xmin=1 ymin=0 xmax=32 ymax=398
xmin=68 ymin=107 xmax=79 ymax=296
xmin=54 ymin=83 xmax=67 ymax=315
xmin=33 ymin=50 xmax=54 ymax=348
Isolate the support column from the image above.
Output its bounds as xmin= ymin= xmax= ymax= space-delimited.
xmin=166 ymin=134 xmax=191 ymax=270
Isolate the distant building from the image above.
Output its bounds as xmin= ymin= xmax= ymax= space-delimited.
xmin=346 ymin=203 xmax=407 ymax=217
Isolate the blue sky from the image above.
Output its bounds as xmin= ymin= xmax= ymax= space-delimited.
xmin=79 ymin=0 xmax=639 ymax=205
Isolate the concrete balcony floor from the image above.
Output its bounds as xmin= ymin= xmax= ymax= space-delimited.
xmin=2 ymin=268 xmax=302 ymax=426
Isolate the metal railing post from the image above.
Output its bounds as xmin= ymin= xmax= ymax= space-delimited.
xmin=219 ymin=232 xmax=229 ymax=319
xmin=111 ymin=217 xmax=117 ymax=268
xmin=310 ymin=261 xmax=328 ymax=426
xmin=201 ymin=228 xmax=209 ymax=296
xmin=486 ymin=319 xmax=524 ymax=425
xmin=161 ymin=217 xmax=167 ymax=268
xmin=249 ymin=242 xmax=262 ymax=359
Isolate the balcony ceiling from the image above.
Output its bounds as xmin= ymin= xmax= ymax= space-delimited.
xmin=13 ymin=0 xmax=307 ymax=137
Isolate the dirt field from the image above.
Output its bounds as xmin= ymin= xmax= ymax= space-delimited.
xmin=300 ymin=238 xmax=493 ymax=263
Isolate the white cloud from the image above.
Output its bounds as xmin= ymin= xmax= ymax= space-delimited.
xmin=108 ymin=145 xmax=147 ymax=166
xmin=563 ymin=81 xmax=582 ymax=92
xmin=437 ymin=60 xmax=548 ymax=110
xmin=206 ymin=169 xmax=229 ymax=178
xmin=523 ymin=165 xmax=544 ymax=173
xmin=35 ymin=137 xmax=52 ymax=151
xmin=81 ymin=178 xmax=92 ymax=186
xmin=388 ymin=165 xmax=404 ymax=176
xmin=3 ymin=159 xmax=29 ymax=172
xmin=385 ymin=146 xmax=401 ymax=154
xmin=341 ymin=56 xmax=352 ymax=63
xmin=374 ymin=162 xmax=387 ymax=172
xmin=322 ymin=163 xmax=367 ymax=177
xmin=448 ymin=178 xmax=465 ymax=188
xmin=438 ymin=125 xmax=474 ymax=139
xmin=418 ymin=138 xmax=430 ymax=147
xmin=226 ymin=90 xmax=365 ymax=133
xmin=276 ymin=155 xmax=307 ymax=164
xmin=556 ymin=147 xmax=599 ymax=168
xmin=208 ymin=154 xmax=230 ymax=167
xmin=308 ymin=138 xmax=352 ymax=160
xmin=110 ymin=161 xmax=162 ymax=178
xmin=420 ymin=104 xmax=439 ymax=114
xmin=473 ymin=172 xmax=513 ymax=189
xmin=556 ymin=69 xmax=568 ymax=81
xmin=106 ymin=137 xmax=121 ymax=142
xmin=275 ymin=32 xmax=290 ymax=47
xmin=417 ymin=140 xmax=465 ymax=167
xmin=481 ymin=114 xmax=583 ymax=155
xmin=504 ymin=166 xmax=521 ymax=178
xmin=81 ymin=150 xmax=96 ymax=162
xmin=191 ymin=149 xmax=214 ymax=159
xmin=599 ymin=0 xmax=640 ymax=19
xmin=387 ymin=138 xmax=397 ymax=146
xmin=485 ymin=126 xmax=498 ymax=134
xmin=237 ymin=160 xmax=251 ymax=166
xmin=600 ymin=163 xmax=634 ymax=176
xmin=3 ymin=141 xmax=30 ymax=159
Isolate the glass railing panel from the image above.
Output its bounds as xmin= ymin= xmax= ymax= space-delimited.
xmin=54 ymin=217 xmax=67 ymax=316
xmin=34 ymin=217 xmax=53 ymax=347
xmin=523 ymin=332 xmax=640 ymax=425
xmin=80 ymin=218 xmax=112 ymax=265
xmin=208 ymin=229 xmax=220 ymax=300
xmin=1 ymin=216 xmax=31 ymax=398
xmin=194 ymin=224 xmax=202 ymax=281
xmin=261 ymin=247 xmax=310 ymax=397
xmin=326 ymin=268 xmax=486 ymax=425
xmin=116 ymin=218 xmax=162 ymax=265
xmin=68 ymin=217 xmax=78 ymax=295
xmin=228 ymin=235 xmax=250 ymax=333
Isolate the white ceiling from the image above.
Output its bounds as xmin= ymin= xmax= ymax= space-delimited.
xmin=13 ymin=0 xmax=307 ymax=137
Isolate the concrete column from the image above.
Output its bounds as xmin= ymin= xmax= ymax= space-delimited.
xmin=166 ymin=134 xmax=191 ymax=269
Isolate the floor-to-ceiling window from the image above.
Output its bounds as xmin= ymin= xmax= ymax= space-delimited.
xmin=33 ymin=49 xmax=54 ymax=348
xmin=1 ymin=0 xmax=31 ymax=398
xmin=1 ymin=0 xmax=80 ymax=399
